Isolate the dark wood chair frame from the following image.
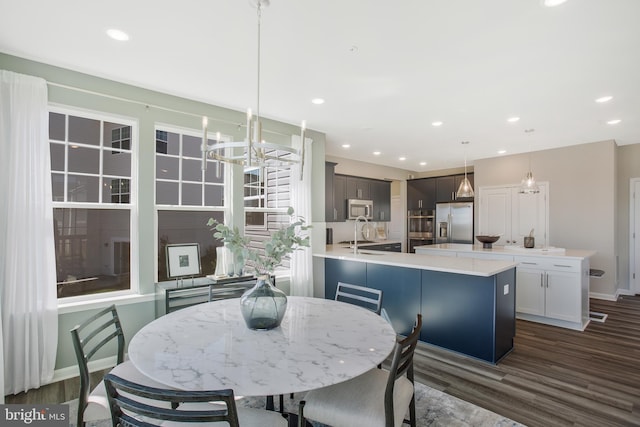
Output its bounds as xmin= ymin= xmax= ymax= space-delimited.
xmin=104 ymin=373 xmax=241 ymax=427
xmin=70 ymin=304 xmax=125 ymax=427
xmin=335 ymin=281 xmax=384 ymax=314
xmin=298 ymin=313 xmax=422 ymax=427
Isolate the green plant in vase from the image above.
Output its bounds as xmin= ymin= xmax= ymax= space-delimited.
xmin=207 ymin=207 xmax=311 ymax=329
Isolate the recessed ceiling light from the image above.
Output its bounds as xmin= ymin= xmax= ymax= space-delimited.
xmin=507 ymin=117 xmax=520 ymax=123
xmin=419 ymin=161 xmax=427 ymax=166
xmin=341 ymin=144 xmax=351 ymax=148
xmin=595 ymin=96 xmax=613 ymax=103
xmin=399 ymin=157 xmax=406 ymax=161
xmin=543 ymin=0 xmax=568 ymax=7
xmin=431 ymin=121 xmax=443 ymax=127
xmin=498 ymin=150 xmax=507 ymax=155
xmin=106 ymin=28 xmax=130 ymax=41
xmin=373 ymin=151 xmax=381 ymax=156
xmin=607 ymin=119 xmax=621 ymax=125
xmin=311 ymin=98 xmax=325 ymax=105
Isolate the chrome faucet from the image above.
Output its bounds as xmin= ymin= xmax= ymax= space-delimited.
xmin=353 ymin=215 xmax=369 ymax=255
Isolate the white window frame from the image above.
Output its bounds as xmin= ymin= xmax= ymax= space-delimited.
xmin=50 ymin=104 xmax=139 ymax=304
xmin=153 ymin=123 xmax=230 ymax=283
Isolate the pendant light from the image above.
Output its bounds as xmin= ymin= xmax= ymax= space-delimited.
xmin=456 ymin=141 xmax=474 ymax=198
xmin=201 ymin=0 xmax=306 ymax=179
xmin=519 ymin=129 xmax=540 ymax=194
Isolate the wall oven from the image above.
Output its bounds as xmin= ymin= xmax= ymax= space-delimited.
xmin=407 ymin=209 xmax=434 ymax=252
xmin=347 ymin=199 xmax=373 ymax=220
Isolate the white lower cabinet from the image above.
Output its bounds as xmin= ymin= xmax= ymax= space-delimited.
xmin=515 ymin=257 xmax=587 ymax=329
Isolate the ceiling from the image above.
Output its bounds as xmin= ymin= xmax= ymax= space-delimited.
xmin=1 ymin=0 xmax=639 ymax=172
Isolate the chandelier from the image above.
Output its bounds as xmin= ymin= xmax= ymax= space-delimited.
xmin=201 ymin=0 xmax=305 ymax=178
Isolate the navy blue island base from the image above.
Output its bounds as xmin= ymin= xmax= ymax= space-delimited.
xmin=324 ymin=258 xmax=516 ymax=364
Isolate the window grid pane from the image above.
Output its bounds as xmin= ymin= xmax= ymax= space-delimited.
xmin=50 ymin=110 xmax=135 ymax=299
xmin=155 ymin=127 xmax=225 ymax=209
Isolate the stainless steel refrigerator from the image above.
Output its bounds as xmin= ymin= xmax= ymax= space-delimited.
xmin=435 ymin=202 xmax=474 ymax=244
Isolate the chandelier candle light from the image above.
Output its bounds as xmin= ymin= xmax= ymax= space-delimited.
xmin=200 ymin=0 xmax=306 ymax=179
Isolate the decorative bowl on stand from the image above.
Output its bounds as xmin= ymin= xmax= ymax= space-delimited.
xmin=476 ymin=235 xmax=500 ymax=249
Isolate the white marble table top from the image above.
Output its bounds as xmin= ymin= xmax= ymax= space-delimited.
xmin=128 ymin=296 xmax=397 ymax=397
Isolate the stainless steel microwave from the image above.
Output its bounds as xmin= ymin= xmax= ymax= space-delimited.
xmin=347 ymin=199 xmax=373 ymax=220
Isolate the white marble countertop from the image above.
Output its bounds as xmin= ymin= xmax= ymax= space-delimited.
xmin=332 ymin=239 xmax=402 ymax=247
xmin=415 ymin=243 xmax=596 ymax=259
xmin=315 ymin=245 xmax=517 ymax=277
xmin=128 ymin=296 xmax=397 ymax=397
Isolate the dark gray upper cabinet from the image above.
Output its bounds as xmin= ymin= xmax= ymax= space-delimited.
xmin=371 ymin=180 xmax=391 ymax=221
xmin=325 ymin=165 xmax=390 ymax=222
xmin=436 ymin=173 xmax=474 ymax=203
xmin=325 ymin=162 xmax=337 ymax=222
xmin=436 ymin=175 xmax=456 ymax=203
xmin=346 ymin=176 xmax=371 ymax=200
xmin=333 ymin=175 xmax=347 ymax=221
xmin=407 ymin=178 xmax=436 ymax=211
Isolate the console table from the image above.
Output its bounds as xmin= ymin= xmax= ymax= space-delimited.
xmin=155 ymin=275 xmax=262 ymax=317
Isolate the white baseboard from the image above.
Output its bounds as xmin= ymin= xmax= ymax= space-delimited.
xmin=51 ymin=356 xmax=118 ymax=384
xmin=589 ymin=288 xmax=636 ymax=302
xmin=616 ymin=289 xmax=636 ymax=297
xmin=589 ymin=292 xmax=618 ymax=301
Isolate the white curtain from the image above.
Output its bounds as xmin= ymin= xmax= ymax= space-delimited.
xmin=0 ymin=70 xmax=58 ymax=395
xmin=290 ymin=136 xmax=313 ymax=296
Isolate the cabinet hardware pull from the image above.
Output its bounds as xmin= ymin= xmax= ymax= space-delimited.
xmin=334 ymin=208 xmax=337 ymax=220
xmin=540 ymin=274 xmax=544 ymax=287
xmin=545 ymin=273 xmax=549 ymax=288
xmin=553 ymin=264 xmax=572 ymax=268
xmin=521 ymin=262 xmax=538 ymax=265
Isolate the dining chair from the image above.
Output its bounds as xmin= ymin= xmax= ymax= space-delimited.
xmin=104 ymin=373 xmax=289 ymax=427
xmin=70 ymin=304 xmax=169 ymax=427
xmin=298 ymin=313 xmax=422 ymax=427
xmin=335 ymin=281 xmax=383 ymax=314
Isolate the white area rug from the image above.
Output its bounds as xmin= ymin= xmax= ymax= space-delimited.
xmin=67 ymin=382 xmax=525 ymax=427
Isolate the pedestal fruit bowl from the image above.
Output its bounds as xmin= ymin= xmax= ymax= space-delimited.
xmin=476 ymin=235 xmax=500 ymax=249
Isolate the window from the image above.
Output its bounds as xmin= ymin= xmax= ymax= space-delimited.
xmin=243 ymin=149 xmax=293 ymax=274
xmin=155 ymin=127 xmax=226 ymax=282
xmin=49 ymin=109 xmax=135 ymax=299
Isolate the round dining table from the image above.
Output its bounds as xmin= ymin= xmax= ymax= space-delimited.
xmin=128 ymin=296 xmax=397 ymax=398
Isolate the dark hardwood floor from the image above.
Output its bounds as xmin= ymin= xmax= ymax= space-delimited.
xmin=414 ymin=295 xmax=640 ymax=427
xmin=6 ymin=297 xmax=640 ymax=427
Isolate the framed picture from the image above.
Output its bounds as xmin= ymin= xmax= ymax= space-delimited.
xmin=166 ymin=243 xmax=201 ymax=278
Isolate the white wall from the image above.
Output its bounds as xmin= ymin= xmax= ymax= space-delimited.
xmin=0 ymin=52 xmax=328 ymax=371
xmin=616 ymin=143 xmax=640 ymax=293
xmin=475 ymin=140 xmax=617 ymax=297
xmin=327 ymin=155 xmax=412 ymax=181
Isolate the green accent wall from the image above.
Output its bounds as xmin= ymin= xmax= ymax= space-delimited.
xmin=0 ymin=52 xmax=326 ymax=371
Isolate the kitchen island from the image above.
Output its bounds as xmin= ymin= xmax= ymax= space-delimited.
xmin=314 ymin=245 xmax=518 ymax=364
xmin=415 ymin=243 xmax=596 ymax=331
